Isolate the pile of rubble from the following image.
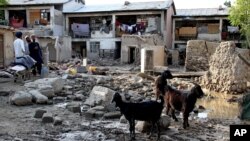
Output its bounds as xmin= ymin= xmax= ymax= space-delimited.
xmin=200 ymin=42 xmax=250 ymax=94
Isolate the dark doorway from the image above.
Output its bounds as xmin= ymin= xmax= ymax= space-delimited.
xmin=129 ymin=47 xmax=136 ymax=63
xmin=114 ymin=41 xmax=121 ymax=59
xmin=0 ymin=35 xmax=4 ymax=68
xmin=80 ymin=45 xmax=87 ymax=58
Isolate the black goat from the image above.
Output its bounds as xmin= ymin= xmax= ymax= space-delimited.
xmin=112 ymin=92 xmax=164 ymax=140
xmin=164 ymin=83 xmax=204 ymax=129
xmin=155 ymin=70 xmax=173 ymax=100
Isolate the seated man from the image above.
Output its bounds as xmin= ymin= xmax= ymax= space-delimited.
xmin=13 ymin=32 xmax=36 ymax=70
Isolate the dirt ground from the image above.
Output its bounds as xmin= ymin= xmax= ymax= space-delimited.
xmin=0 ymin=67 xmax=247 ymax=141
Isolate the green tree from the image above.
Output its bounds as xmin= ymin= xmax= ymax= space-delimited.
xmin=0 ymin=0 xmax=8 ymax=6
xmin=229 ymin=0 xmax=250 ymax=48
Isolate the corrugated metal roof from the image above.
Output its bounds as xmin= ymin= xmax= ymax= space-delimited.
xmin=63 ymin=0 xmax=173 ymax=13
xmin=175 ymin=8 xmax=229 ymax=17
xmin=7 ymin=0 xmax=70 ymax=5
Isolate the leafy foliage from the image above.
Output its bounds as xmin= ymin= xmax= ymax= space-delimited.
xmin=229 ymin=0 xmax=250 ymax=48
xmin=0 ymin=0 xmax=8 ymax=6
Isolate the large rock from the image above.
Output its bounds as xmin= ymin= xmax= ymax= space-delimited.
xmin=238 ymin=93 xmax=250 ymax=120
xmin=135 ymin=121 xmax=151 ymax=133
xmin=135 ymin=116 xmax=171 ymax=132
xmin=10 ymin=91 xmax=33 ymax=106
xmin=29 ymin=90 xmax=48 ymax=104
xmin=25 ymin=77 xmax=65 ymax=93
xmin=84 ymin=86 xmax=115 ymax=108
xmin=37 ymin=84 xmax=55 ymax=98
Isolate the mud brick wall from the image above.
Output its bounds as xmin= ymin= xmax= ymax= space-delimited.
xmin=185 ymin=40 xmax=219 ymax=71
xmin=201 ymin=42 xmax=250 ymax=94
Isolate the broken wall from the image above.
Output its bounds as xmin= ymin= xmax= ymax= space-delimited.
xmin=185 ymin=40 xmax=219 ymax=71
xmin=121 ymin=34 xmax=164 ymax=64
xmin=201 ymin=42 xmax=250 ymax=94
xmin=57 ymin=36 xmax=72 ymax=62
xmin=53 ymin=9 xmax=63 ymax=36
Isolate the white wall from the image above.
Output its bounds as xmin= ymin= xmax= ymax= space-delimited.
xmin=53 ymin=9 xmax=64 ymax=36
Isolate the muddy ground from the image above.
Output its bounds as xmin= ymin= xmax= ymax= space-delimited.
xmin=0 ymin=65 xmax=248 ymax=141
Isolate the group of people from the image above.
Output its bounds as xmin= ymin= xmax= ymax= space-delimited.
xmin=13 ymin=31 xmax=43 ymax=76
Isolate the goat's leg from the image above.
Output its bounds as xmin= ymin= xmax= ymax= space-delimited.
xmin=128 ymin=120 xmax=134 ymax=140
xmin=148 ymin=121 xmax=155 ymax=139
xmin=156 ymin=120 xmax=161 ymax=141
xmin=183 ymin=111 xmax=189 ymax=129
xmin=166 ymin=104 xmax=171 ymax=116
xmin=132 ymin=119 xmax=136 ymax=140
xmin=171 ymin=109 xmax=178 ymax=122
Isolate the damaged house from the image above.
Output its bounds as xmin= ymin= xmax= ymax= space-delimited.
xmin=63 ymin=0 xmax=176 ymax=68
xmin=0 ymin=0 xmax=84 ymax=67
xmin=172 ymin=7 xmax=242 ymax=66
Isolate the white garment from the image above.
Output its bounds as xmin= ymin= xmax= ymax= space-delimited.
xmin=13 ymin=38 xmax=25 ymax=58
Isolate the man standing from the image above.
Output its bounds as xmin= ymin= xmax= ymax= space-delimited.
xmin=13 ymin=32 xmax=25 ymax=58
xmin=24 ymin=35 xmax=30 ymax=55
xmin=29 ymin=35 xmax=43 ymax=76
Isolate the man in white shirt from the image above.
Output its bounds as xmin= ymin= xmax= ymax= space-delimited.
xmin=13 ymin=31 xmax=25 ymax=58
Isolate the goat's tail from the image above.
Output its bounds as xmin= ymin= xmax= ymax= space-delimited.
xmin=159 ymin=95 xmax=164 ymax=106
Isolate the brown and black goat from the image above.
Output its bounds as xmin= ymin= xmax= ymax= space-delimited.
xmin=112 ymin=92 xmax=164 ymax=140
xmin=155 ymin=70 xmax=173 ymax=100
xmin=164 ymin=83 xmax=204 ymax=129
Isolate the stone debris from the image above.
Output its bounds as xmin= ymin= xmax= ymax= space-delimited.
xmin=10 ymin=91 xmax=33 ymax=106
xmin=0 ymin=90 xmax=12 ymax=96
xmin=53 ymin=116 xmax=63 ymax=126
xmin=25 ymin=77 xmax=65 ymax=94
xmin=119 ymin=115 xmax=127 ymax=124
xmin=84 ymin=86 xmax=115 ymax=107
xmin=42 ymin=113 xmax=54 ymax=123
xmin=28 ymin=90 xmax=48 ymax=104
xmin=135 ymin=115 xmax=171 ymax=132
xmin=201 ymin=42 xmax=250 ymax=94
xmin=85 ymin=106 xmax=105 ymax=118
xmin=34 ymin=109 xmax=47 ymax=118
xmin=103 ymin=111 xmax=121 ymax=119
xmin=66 ymin=103 xmax=81 ymax=113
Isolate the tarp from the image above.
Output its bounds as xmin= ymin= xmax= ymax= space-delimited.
xmin=71 ymin=23 xmax=90 ymax=37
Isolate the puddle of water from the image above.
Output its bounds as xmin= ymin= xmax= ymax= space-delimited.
xmin=198 ymin=112 xmax=208 ymax=119
xmin=54 ymin=103 xmax=68 ymax=108
xmin=197 ymin=91 xmax=240 ymax=119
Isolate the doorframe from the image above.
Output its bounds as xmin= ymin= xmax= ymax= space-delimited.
xmin=0 ymin=34 xmax=4 ymax=68
xmin=128 ymin=46 xmax=136 ymax=63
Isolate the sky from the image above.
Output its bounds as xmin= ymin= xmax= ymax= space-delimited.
xmin=85 ymin=0 xmax=236 ymax=9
